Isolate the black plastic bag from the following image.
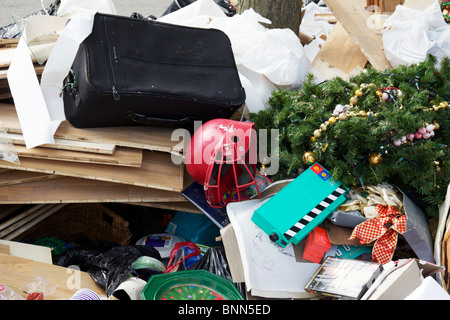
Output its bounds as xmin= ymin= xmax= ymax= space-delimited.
xmin=55 ymin=244 xmax=161 ymax=297
xmin=189 ymin=246 xmax=246 ymax=297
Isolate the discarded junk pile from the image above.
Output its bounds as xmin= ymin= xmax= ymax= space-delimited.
xmin=0 ymin=0 xmax=449 ymax=300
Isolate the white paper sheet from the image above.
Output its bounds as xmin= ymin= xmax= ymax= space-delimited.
xmin=227 ymin=198 xmax=319 ymax=299
xmin=7 ymin=4 xmax=114 ymax=149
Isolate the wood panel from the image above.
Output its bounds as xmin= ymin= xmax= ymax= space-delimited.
xmin=1 ymin=131 xmax=116 ymax=154
xmin=312 ymin=22 xmax=368 ymax=75
xmin=0 ymin=150 xmax=184 ymax=192
xmin=323 ymin=0 xmax=392 ymax=71
xmin=0 ymin=103 xmax=182 ymax=155
xmin=0 ymin=252 xmax=105 ymax=300
xmin=14 ymin=144 xmax=143 ymax=167
xmin=0 ymin=176 xmax=187 ymax=204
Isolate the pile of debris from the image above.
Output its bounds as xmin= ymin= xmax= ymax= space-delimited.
xmin=0 ymin=0 xmax=449 ymax=304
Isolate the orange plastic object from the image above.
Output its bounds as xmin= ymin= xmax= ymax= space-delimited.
xmin=302 ymin=227 xmax=332 ymax=263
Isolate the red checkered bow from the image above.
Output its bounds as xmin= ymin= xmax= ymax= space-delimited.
xmin=349 ymin=204 xmax=407 ymax=265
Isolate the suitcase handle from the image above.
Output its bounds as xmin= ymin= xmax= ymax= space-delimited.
xmin=122 ymin=110 xmax=196 ymax=128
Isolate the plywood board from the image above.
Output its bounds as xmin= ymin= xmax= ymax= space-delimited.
xmin=0 ymin=150 xmax=184 ymax=192
xmin=0 ymin=103 xmax=182 ymax=155
xmin=323 ymin=0 xmax=392 ymax=71
xmin=0 ymin=252 xmax=105 ymax=299
xmin=312 ymin=22 xmax=368 ymax=74
xmin=0 ymin=170 xmax=60 ymax=187
xmin=0 ymin=176 xmax=187 ymax=204
xmin=0 ymin=240 xmax=52 ymax=264
xmin=1 ymin=132 xmax=116 ymax=154
xmin=13 ymin=144 xmax=143 ymax=167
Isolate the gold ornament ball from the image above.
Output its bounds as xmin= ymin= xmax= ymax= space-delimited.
xmin=310 ymin=136 xmax=316 ymax=143
xmin=303 ymin=151 xmax=316 ymax=165
xmin=314 ymin=129 xmax=322 ymax=138
xmin=350 ymin=96 xmax=358 ymax=105
xmin=440 ymin=101 xmax=448 ymax=108
xmin=368 ymin=152 xmax=383 ymax=166
xmin=359 ymin=110 xmax=367 ymax=117
xmin=328 ymin=116 xmax=337 ymax=124
xmin=434 ymin=122 xmax=440 ymax=130
xmin=376 ymin=90 xmax=383 ymax=98
xmin=339 ymin=113 xmax=348 ymax=121
xmin=355 ymin=89 xmax=363 ymax=97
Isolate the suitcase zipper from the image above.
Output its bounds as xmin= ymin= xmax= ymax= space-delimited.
xmin=101 ymin=16 xmax=120 ymax=101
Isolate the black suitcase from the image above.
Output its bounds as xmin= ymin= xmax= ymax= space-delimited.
xmin=62 ymin=13 xmax=245 ymax=129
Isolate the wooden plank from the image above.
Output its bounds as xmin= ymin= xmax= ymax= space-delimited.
xmin=2 ymin=204 xmax=67 ymax=240
xmin=0 ymin=252 xmax=105 ymax=299
xmin=0 ymin=150 xmax=184 ymax=192
xmin=323 ymin=0 xmax=392 ymax=71
xmin=0 ymin=244 xmax=9 ymax=255
xmin=0 ymin=170 xmax=60 ymax=187
xmin=0 ymin=239 xmax=52 ymax=264
xmin=0 ymin=176 xmax=187 ymax=204
xmin=13 ymin=144 xmax=143 ymax=167
xmin=1 ymin=132 xmax=116 ymax=155
xmin=0 ymin=204 xmax=47 ymax=232
xmin=312 ymin=22 xmax=368 ymax=75
xmin=0 ymin=103 xmax=182 ymax=155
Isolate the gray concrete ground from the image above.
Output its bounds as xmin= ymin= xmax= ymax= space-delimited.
xmin=0 ymin=0 xmax=175 ymax=28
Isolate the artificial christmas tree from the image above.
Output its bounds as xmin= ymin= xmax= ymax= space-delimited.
xmin=251 ymin=56 xmax=449 ymax=217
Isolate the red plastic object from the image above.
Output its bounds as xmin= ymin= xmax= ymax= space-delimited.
xmin=303 ymin=227 xmax=332 ymax=263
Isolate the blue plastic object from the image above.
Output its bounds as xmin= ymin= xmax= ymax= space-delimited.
xmin=251 ymin=163 xmax=348 ymax=247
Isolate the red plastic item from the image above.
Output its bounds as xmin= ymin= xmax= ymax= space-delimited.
xmin=303 ymin=227 xmax=332 ymax=263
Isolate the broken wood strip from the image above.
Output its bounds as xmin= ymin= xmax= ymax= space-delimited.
xmin=1 ymin=132 xmax=116 ymax=154
xmin=13 ymin=144 xmax=143 ymax=167
xmin=0 ymin=176 xmax=187 ymax=204
xmin=323 ymin=0 xmax=392 ymax=71
xmin=0 ymin=150 xmax=184 ymax=192
xmin=0 ymin=103 xmax=182 ymax=155
xmin=0 ymin=204 xmax=46 ymax=232
xmin=312 ymin=22 xmax=368 ymax=75
xmin=2 ymin=204 xmax=67 ymax=241
xmin=0 ymin=170 xmax=60 ymax=187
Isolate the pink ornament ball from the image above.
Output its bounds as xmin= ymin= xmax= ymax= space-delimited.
xmin=414 ymin=132 xmax=422 ymax=139
xmin=393 ymin=140 xmax=402 ymax=146
xmin=423 ymin=132 xmax=431 ymax=139
xmin=417 ymin=127 xmax=427 ymax=135
xmin=406 ymin=133 xmax=415 ymax=141
xmin=382 ymin=92 xmax=389 ymax=101
xmin=426 ymin=124 xmax=435 ymax=132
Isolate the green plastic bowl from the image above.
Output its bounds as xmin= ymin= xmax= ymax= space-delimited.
xmin=140 ymin=270 xmax=244 ymax=300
